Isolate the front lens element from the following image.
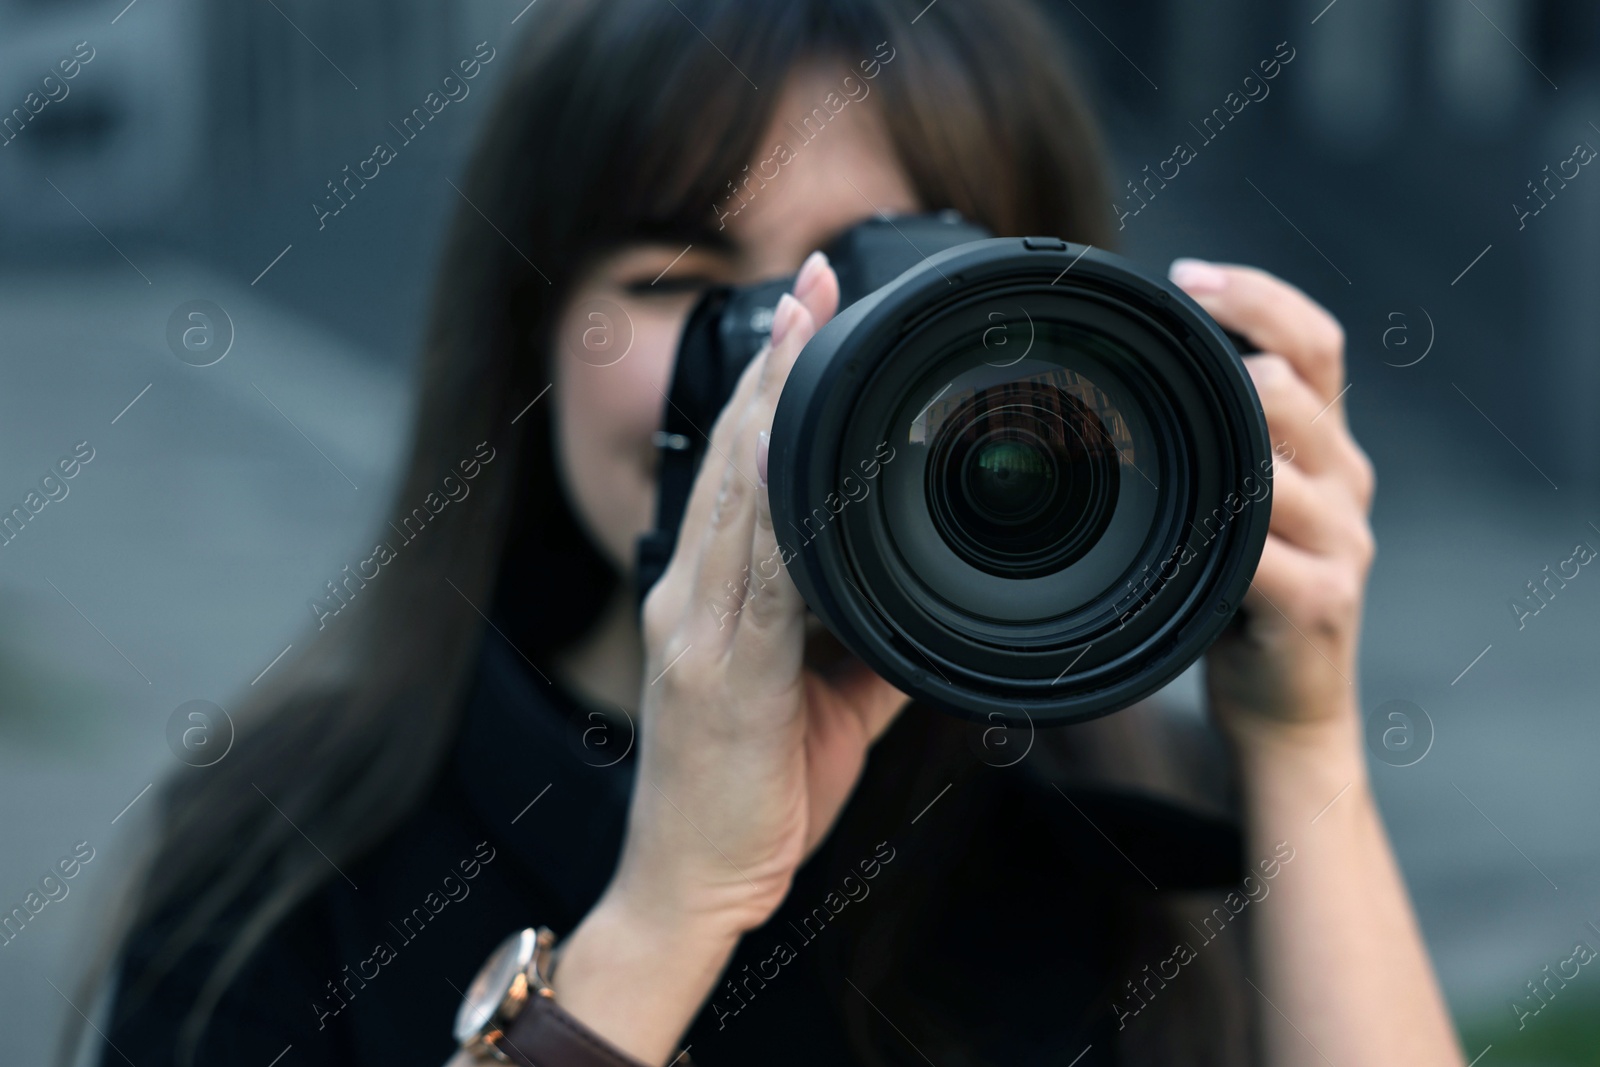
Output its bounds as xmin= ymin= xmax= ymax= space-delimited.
xmin=965 ymin=436 xmax=1052 ymax=521
xmin=926 ymin=380 xmax=1121 ymax=579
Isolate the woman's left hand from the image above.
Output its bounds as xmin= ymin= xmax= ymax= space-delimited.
xmin=1171 ymin=261 xmax=1467 ymax=1067
xmin=1168 ymin=259 xmax=1376 ymax=751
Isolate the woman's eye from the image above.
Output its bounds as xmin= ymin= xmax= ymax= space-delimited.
xmin=620 ymin=274 xmax=723 ymax=296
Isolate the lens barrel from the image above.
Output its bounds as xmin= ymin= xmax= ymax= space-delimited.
xmin=768 ymin=237 xmax=1271 ymax=726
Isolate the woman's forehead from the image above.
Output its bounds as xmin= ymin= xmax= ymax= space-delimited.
xmin=717 ymin=67 xmax=921 ymax=274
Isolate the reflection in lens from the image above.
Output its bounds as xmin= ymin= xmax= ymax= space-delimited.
xmin=965 ymin=437 xmax=1052 ymax=521
xmin=926 ymin=381 xmax=1120 ymax=579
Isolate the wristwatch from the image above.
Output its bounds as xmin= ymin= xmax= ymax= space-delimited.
xmin=454 ymin=926 xmax=689 ymax=1067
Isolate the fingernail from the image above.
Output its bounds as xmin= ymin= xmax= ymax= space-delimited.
xmin=1169 ymin=257 xmax=1228 ymax=294
xmin=794 ymin=250 xmax=829 ymax=301
xmin=770 ymin=293 xmax=802 ymax=347
xmin=756 ymin=430 xmax=770 ymax=488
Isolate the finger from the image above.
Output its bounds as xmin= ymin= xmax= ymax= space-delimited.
xmin=1170 ymin=259 xmax=1347 ymax=415
xmin=655 ymin=252 xmax=840 ymax=650
xmin=683 ymin=302 xmax=806 ymax=650
xmin=726 ymin=260 xmax=844 ymax=680
xmin=825 ymin=658 xmax=911 ymax=744
xmin=792 ymin=250 xmax=839 ymax=326
xmin=1246 ymin=353 xmax=1339 ymax=475
xmin=1246 ymin=353 xmax=1374 ymax=499
xmin=689 ymin=271 xmax=837 ymax=653
xmin=647 ymin=332 xmax=775 ymax=634
xmin=1264 ymin=460 xmax=1328 ymax=555
xmin=762 ymin=257 xmax=840 ymax=402
xmin=1266 ymin=459 xmax=1369 ymax=561
xmin=727 ymin=439 xmax=811 ymax=689
xmin=686 ymin=252 xmax=837 ymax=611
xmin=800 ymin=627 xmax=909 ymax=745
xmin=1244 ymin=533 xmax=1360 ymax=648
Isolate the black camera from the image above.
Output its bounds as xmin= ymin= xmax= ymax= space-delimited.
xmin=637 ymin=213 xmax=1271 ymax=727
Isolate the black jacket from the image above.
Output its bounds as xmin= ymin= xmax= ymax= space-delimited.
xmin=102 ymin=629 xmax=1247 ymax=1067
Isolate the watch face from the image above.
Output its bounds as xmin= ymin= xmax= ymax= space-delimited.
xmin=454 ymin=929 xmax=536 ymax=1043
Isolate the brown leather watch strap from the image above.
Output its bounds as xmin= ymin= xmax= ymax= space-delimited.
xmin=495 ymin=991 xmax=688 ymax=1067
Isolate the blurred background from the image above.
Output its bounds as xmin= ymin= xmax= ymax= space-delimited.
xmin=1 ymin=0 xmax=1597 ymax=1063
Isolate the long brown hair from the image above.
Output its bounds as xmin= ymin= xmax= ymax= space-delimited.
xmin=73 ymin=1 xmax=1252 ymax=1064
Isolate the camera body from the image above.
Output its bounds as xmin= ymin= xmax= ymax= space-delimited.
xmin=635 ymin=212 xmax=989 ymax=597
xmin=638 ymin=214 xmax=1271 ymax=727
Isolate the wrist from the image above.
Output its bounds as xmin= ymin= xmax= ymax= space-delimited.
xmin=608 ymin=830 xmax=796 ymax=938
xmin=583 ymin=881 xmax=748 ymax=964
xmin=549 ymin=888 xmax=743 ymax=1065
xmin=1224 ymin=701 xmax=1370 ymax=803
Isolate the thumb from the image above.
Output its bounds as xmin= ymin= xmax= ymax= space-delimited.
xmin=828 ymin=658 xmax=912 ymax=743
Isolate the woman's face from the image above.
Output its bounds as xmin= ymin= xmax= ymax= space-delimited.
xmin=551 ymin=66 xmax=920 ymax=575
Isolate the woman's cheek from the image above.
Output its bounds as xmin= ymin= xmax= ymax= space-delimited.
xmin=551 ymin=296 xmax=691 ymax=572
xmin=627 ymin=302 xmax=688 ymax=415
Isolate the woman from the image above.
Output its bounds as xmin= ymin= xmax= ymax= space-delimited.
xmin=78 ymin=1 xmax=1464 ymax=1065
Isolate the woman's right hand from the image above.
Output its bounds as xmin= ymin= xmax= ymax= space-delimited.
xmin=545 ymin=251 xmax=911 ymax=1064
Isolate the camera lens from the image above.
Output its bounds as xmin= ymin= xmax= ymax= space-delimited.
xmin=960 ymin=432 xmax=1052 ymax=529
xmin=927 ymin=383 xmax=1119 ymax=579
xmin=769 ymin=236 xmax=1271 ymax=726
xmin=967 ymin=438 xmax=1045 ymax=514
xmin=869 ymin=326 xmax=1159 ymax=631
